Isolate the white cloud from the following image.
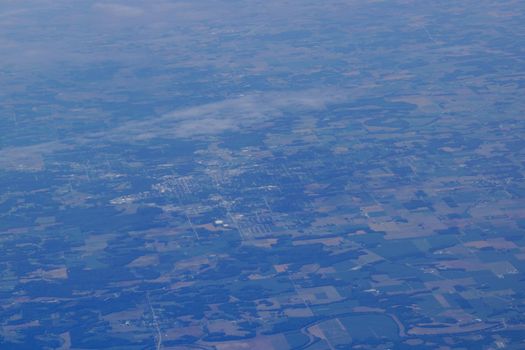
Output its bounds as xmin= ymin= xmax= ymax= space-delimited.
xmin=0 ymin=142 xmax=69 ymax=171
xmin=93 ymin=3 xmax=144 ymax=17
xmin=108 ymin=89 xmax=346 ymax=140
xmin=0 ymin=88 xmax=347 ymax=171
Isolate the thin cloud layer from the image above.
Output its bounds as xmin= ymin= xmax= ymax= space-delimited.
xmin=110 ymin=89 xmax=346 ymax=140
xmin=0 ymin=89 xmax=346 ymax=170
xmin=93 ymin=3 xmax=145 ymax=17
